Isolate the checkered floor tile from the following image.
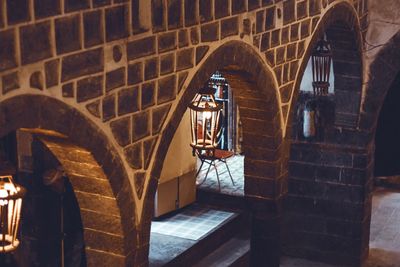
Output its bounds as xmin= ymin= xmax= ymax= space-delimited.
xmin=196 ymin=154 xmax=244 ymax=196
xmin=151 ymin=205 xmax=235 ymax=240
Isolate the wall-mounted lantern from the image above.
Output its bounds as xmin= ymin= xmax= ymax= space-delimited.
xmin=0 ymin=175 xmax=26 ymax=253
xmin=311 ymin=39 xmax=332 ymax=96
xmin=189 ymin=86 xmax=222 ymax=157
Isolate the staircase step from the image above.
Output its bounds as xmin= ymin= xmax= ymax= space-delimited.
xmin=197 ymin=188 xmax=247 ymax=211
xmin=193 ymin=234 xmax=250 ymax=267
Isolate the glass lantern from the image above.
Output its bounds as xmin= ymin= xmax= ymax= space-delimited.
xmin=189 ymin=86 xmax=222 ymax=157
xmin=0 ymin=175 xmax=26 ymax=253
xmin=311 ymin=39 xmax=332 ymax=96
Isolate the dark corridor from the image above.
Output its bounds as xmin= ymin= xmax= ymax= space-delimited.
xmin=375 ymin=72 xmax=400 ymax=177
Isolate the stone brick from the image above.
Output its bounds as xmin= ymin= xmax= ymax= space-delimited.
xmin=178 ymin=29 xmax=189 ymax=48
xmin=178 ymin=71 xmax=188 ymax=93
xmin=93 ymin=0 xmax=110 ymax=7
xmin=152 ymin=0 xmax=165 ymax=32
xmin=283 ymin=0 xmax=295 ymax=25
xmin=312 ymin=17 xmax=319 ymax=32
xmin=110 ymin=117 xmax=131 ymax=146
xmin=132 ymin=111 xmax=150 ymax=142
xmin=177 ymin=48 xmax=193 ymax=71
xmin=20 ymin=21 xmax=52 ymax=65
xmin=265 ymin=50 xmax=275 ymax=66
xmin=34 ymin=0 xmax=61 ymax=19
xmin=62 ymin=83 xmax=74 ymax=98
xmin=290 ymin=23 xmax=299 ymax=41
xmin=55 ymin=15 xmax=81 ymax=55
xmin=297 ymin=0 xmax=307 ymax=19
xmin=7 ymin=0 xmax=30 ymax=24
xmin=297 ymin=40 xmax=305 ymax=58
xmin=249 ymin=0 xmax=261 ymax=10
xmin=286 ymin=43 xmax=297 ymax=60
xmin=300 ymin=19 xmax=310 ymax=39
xmin=113 ymin=45 xmax=123 ymax=63
xmin=134 ymin=172 xmax=146 ymax=198
xmin=221 ymin=16 xmax=239 ymax=39
xmin=84 ymin=10 xmax=104 ymax=48
xmin=276 ymin=46 xmax=285 ymax=65
xmin=271 ymin=29 xmax=280 ymax=47
xmin=44 ymin=59 xmax=59 ymax=88
xmin=102 ymin=94 xmax=116 ymax=122
xmin=131 ymin=0 xmax=145 ymax=34
xmin=118 ymin=86 xmax=139 ymax=116
xmin=190 ymin=27 xmax=199 ymax=44
xmin=152 ymin=104 xmax=171 ymax=134
xmin=281 ymin=26 xmax=289 ymax=44
xmin=201 ymin=22 xmax=219 ymax=42
xmin=290 ymin=60 xmax=298 ymax=80
xmin=106 ymin=5 xmax=129 ymax=42
xmin=127 ymin=36 xmax=156 ymax=60
xmin=128 ymin=62 xmax=143 ymax=85
xmin=265 ymin=6 xmax=275 ymax=30
xmin=158 ymin=32 xmax=177 ymax=53
xmin=256 ymin=10 xmax=265 ymax=34
xmin=274 ymin=65 xmax=282 ymax=85
xmin=185 ymin=0 xmax=198 ymax=26
xmin=196 ymin=46 xmax=209 ymax=65
xmin=160 ymin=53 xmax=175 ymax=75
xmin=106 ymin=67 xmax=125 ymax=92
xmin=215 ymin=0 xmax=229 ymax=19
xmin=167 ymin=0 xmax=182 ymax=29
xmin=158 ymin=75 xmax=176 ymax=104
xmin=86 ymin=100 xmax=100 ymax=118
xmin=143 ymin=137 xmax=157 ymax=168
xmin=309 ymin=0 xmax=321 ymax=16
xmin=0 ymin=29 xmax=17 ymax=71
xmin=262 ymin=0 xmax=273 ymax=6
xmin=61 ymin=48 xmax=103 ymax=81
xmin=64 ymin=0 xmax=89 ymax=12
xmin=283 ymin=63 xmax=290 ymax=83
xmin=124 ymin=143 xmax=142 ymax=169
xmin=232 ymin=0 xmax=246 ymax=14
xmin=145 ymin=57 xmax=159 ymax=80
xmin=2 ymin=71 xmax=19 ymax=94
xmin=77 ymin=75 xmax=103 ymax=103
xmin=200 ymin=0 xmax=212 ymax=22
xmin=260 ymin=32 xmax=270 ymax=52
xmin=141 ymin=81 xmax=156 ymax=109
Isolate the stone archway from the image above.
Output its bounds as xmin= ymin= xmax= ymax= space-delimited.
xmin=142 ymin=40 xmax=285 ymax=266
xmin=0 ymin=95 xmax=136 ymax=267
xmin=284 ymin=2 xmax=367 ymax=266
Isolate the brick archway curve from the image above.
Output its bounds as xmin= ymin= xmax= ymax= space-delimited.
xmin=143 ymin=40 xmax=286 ymax=266
xmin=289 ymin=1 xmax=363 ymax=129
xmin=359 ymin=30 xmax=400 ymax=133
xmin=0 ymin=95 xmax=136 ymax=267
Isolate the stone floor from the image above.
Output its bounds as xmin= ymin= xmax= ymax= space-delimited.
xmin=196 ymin=154 xmax=244 ymax=196
xmin=364 ymin=187 xmax=400 ymax=267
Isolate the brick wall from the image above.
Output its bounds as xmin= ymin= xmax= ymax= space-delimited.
xmin=0 ymin=0 xmax=371 ymax=266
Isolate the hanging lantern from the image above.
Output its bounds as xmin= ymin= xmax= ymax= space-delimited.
xmin=209 ymin=71 xmax=226 ymax=99
xmin=0 ymin=175 xmax=26 ymax=253
xmin=311 ymin=39 xmax=332 ymax=96
xmin=189 ymin=86 xmax=222 ymax=156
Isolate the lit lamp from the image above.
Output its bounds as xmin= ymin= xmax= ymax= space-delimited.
xmin=189 ymin=86 xmax=222 ymax=157
xmin=0 ymin=175 xmax=26 ymax=253
xmin=311 ymin=39 xmax=332 ymax=96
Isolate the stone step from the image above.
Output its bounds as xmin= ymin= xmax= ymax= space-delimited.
xmin=162 ymin=209 xmax=246 ymax=267
xmin=192 ymin=233 xmax=250 ymax=267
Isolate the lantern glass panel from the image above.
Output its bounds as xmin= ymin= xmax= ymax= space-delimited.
xmin=311 ymin=39 xmax=332 ymax=96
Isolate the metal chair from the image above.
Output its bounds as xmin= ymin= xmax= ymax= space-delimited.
xmin=195 ymin=148 xmax=235 ymax=192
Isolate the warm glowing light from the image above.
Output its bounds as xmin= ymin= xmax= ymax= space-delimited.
xmin=0 ymin=175 xmax=26 ymax=253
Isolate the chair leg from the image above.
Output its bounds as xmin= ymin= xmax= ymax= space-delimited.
xmin=223 ymin=159 xmax=235 ymax=186
xmin=197 ymin=160 xmax=212 ymax=186
xmin=213 ymin=161 xmax=221 ymax=192
xmin=195 ymin=159 xmax=205 ymax=178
